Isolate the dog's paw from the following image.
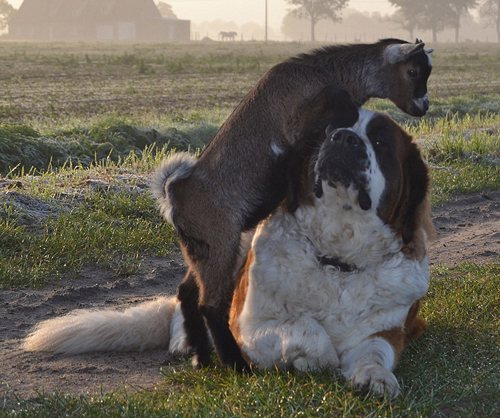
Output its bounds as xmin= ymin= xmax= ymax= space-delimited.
xmin=291 ymin=349 xmax=339 ymax=372
xmin=351 ymin=364 xmax=400 ymax=398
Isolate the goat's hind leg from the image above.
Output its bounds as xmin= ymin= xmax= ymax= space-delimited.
xmin=179 ymin=236 xmax=250 ymax=372
xmin=201 ymin=303 xmax=250 ymax=372
xmin=177 ymin=269 xmax=212 ymax=368
xmin=197 ymin=246 xmax=251 ymax=372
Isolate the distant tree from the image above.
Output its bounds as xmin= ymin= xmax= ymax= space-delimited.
xmin=285 ymin=0 xmax=349 ymax=42
xmin=388 ymin=0 xmax=423 ymax=40
xmin=447 ymin=0 xmax=478 ymax=42
xmin=478 ymin=0 xmax=500 ymax=41
xmin=0 ymin=0 xmax=15 ymax=32
xmin=156 ymin=1 xmax=177 ymax=18
xmin=420 ymin=0 xmax=453 ymax=42
xmin=390 ymin=0 xmax=476 ymax=42
xmin=391 ymin=0 xmax=454 ymax=42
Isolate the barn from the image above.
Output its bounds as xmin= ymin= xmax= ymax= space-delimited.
xmin=8 ymin=0 xmax=191 ymax=42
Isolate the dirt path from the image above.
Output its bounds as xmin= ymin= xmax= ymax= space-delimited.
xmin=2 ymin=191 xmax=500 ymax=405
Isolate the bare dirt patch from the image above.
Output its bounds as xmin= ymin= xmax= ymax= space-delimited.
xmin=429 ymin=191 xmax=500 ymax=266
xmin=2 ymin=191 xmax=500 ymax=405
xmin=0 ymin=256 xmax=186 ymax=405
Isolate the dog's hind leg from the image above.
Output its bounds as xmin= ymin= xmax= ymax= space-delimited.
xmin=404 ymin=300 xmax=428 ymax=342
xmin=177 ymin=269 xmax=212 ymax=368
xmin=239 ymin=316 xmax=339 ymax=371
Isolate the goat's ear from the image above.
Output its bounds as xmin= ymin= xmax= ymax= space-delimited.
xmin=402 ymin=145 xmax=430 ymax=244
xmin=386 ymin=42 xmax=426 ymax=64
xmin=415 ymin=38 xmax=434 ymax=54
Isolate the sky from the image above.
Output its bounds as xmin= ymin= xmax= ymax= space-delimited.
xmin=6 ymin=0 xmax=396 ymax=30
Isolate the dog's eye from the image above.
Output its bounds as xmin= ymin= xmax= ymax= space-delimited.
xmin=371 ymin=137 xmax=384 ymax=147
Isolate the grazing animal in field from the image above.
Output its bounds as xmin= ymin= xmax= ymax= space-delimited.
xmin=150 ymin=38 xmax=433 ymax=371
xmin=23 ymin=110 xmax=433 ymax=398
xmin=219 ymin=31 xmax=238 ymax=41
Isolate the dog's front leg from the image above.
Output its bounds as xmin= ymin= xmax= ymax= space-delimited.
xmin=240 ymin=317 xmax=339 ymax=371
xmin=340 ymin=329 xmax=405 ymax=398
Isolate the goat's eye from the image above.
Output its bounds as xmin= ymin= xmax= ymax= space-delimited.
xmin=407 ymin=69 xmax=418 ymax=79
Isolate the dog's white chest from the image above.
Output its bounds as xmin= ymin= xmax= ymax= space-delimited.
xmin=241 ymin=209 xmax=429 ymax=353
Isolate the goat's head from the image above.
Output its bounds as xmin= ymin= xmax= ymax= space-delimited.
xmin=382 ymin=39 xmax=433 ymax=117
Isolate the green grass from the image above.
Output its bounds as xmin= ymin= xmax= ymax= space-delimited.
xmin=4 ymin=264 xmax=499 ymax=417
xmin=5 ymin=109 xmax=499 ymax=288
xmin=415 ymin=112 xmax=500 ymax=204
xmin=0 ymin=113 xmax=221 ymax=176
xmin=0 ymin=147 xmax=178 ymax=289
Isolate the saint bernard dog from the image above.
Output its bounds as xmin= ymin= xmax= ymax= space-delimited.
xmin=228 ymin=109 xmax=434 ymax=397
xmin=24 ymin=110 xmax=433 ymax=398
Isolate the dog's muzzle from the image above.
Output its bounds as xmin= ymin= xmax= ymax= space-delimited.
xmin=314 ymin=129 xmax=372 ymax=210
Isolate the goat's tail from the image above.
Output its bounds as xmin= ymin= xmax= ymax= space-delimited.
xmin=23 ymin=297 xmax=190 ymax=355
xmin=150 ymin=152 xmax=197 ymax=226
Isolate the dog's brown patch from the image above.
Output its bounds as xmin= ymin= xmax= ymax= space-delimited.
xmin=229 ymin=250 xmax=253 ymax=344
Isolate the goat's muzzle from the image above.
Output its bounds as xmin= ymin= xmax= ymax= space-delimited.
xmin=406 ymin=94 xmax=430 ymax=117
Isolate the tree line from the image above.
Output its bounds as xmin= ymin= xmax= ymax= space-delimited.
xmin=286 ymin=0 xmax=500 ymax=42
xmin=1 ymin=0 xmax=499 ymax=42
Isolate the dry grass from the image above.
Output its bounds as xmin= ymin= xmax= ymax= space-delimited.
xmin=0 ymin=41 xmax=499 ymax=126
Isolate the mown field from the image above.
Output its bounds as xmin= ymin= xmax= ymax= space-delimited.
xmin=1 ymin=40 xmax=500 ymax=417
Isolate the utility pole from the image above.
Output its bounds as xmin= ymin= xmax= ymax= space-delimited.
xmin=265 ymin=0 xmax=268 ymax=42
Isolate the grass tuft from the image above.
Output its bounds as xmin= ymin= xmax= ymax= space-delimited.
xmin=0 ymin=149 xmax=178 ymax=289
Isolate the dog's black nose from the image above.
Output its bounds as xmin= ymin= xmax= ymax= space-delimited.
xmin=330 ymin=130 xmax=361 ymax=148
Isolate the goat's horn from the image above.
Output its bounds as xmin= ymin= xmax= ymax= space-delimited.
xmin=386 ymin=42 xmax=425 ymax=64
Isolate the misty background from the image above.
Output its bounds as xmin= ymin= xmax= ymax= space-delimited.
xmin=1 ymin=0 xmax=499 ymax=42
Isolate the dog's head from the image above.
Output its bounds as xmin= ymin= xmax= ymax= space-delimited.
xmin=311 ymin=109 xmax=433 ymax=257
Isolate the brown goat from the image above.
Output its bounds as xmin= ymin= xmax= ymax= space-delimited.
xmin=151 ymin=38 xmax=433 ymax=371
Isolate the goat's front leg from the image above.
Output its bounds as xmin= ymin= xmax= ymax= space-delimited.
xmin=340 ymin=329 xmax=405 ymax=398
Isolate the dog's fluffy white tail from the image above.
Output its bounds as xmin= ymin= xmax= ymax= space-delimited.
xmin=23 ymin=297 xmax=189 ymax=354
xmin=150 ymin=152 xmax=197 ymax=225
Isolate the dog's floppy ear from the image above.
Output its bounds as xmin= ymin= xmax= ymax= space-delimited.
xmin=401 ymin=144 xmax=430 ymax=245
